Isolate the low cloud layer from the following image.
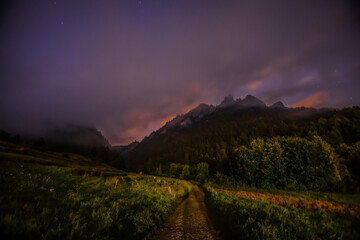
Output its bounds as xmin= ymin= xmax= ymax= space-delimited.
xmin=1 ymin=0 xmax=360 ymax=144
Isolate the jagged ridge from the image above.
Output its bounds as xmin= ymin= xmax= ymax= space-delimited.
xmin=161 ymin=95 xmax=284 ymax=131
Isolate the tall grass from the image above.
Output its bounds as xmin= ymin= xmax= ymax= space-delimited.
xmin=205 ymin=187 xmax=360 ymax=240
xmin=0 ymin=160 xmax=192 ymax=239
xmin=208 ymin=180 xmax=360 ymax=205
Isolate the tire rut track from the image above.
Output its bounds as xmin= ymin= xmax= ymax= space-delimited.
xmin=150 ymin=186 xmax=218 ymax=240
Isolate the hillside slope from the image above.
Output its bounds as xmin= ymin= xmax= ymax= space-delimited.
xmin=123 ymin=95 xmax=360 ymax=176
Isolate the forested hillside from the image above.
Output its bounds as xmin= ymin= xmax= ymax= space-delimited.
xmin=125 ymin=103 xmax=360 ymax=192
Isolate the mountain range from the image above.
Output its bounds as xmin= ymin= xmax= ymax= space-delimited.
xmin=117 ymin=94 xmax=347 ymax=171
xmin=157 ymin=95 xmax=283 ymax=134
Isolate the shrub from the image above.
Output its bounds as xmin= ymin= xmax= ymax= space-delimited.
xmin=230 ymin=136 xmax=348 ymax=191
xmin=168 ymin=163 xmax=181 ymax=177
xmin=196 ymin=162 xmax=209 ymax=183
xmin=180 ymin=165 xmax=191 ymax=179
xmin=210 ymin=172 xmax=239 ymax=187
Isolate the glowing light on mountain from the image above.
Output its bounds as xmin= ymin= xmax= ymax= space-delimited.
xmin=292 ymin=92 xmax=329 ymax=108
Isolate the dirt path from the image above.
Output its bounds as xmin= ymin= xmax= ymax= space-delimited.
xmin=150 ymin=186 xmax=218 ymax=240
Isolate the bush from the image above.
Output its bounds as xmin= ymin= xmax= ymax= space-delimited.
xmin=168 ymin=163 xmax=181 ymax=177
xmin=339 ymin=142 xmax=360 ymax=181
xmin=230 ymin=136 xmax=348 ymax=191
xmin=210 ymin=172 xmax=239 ymax=187
xmin=180 ymin=165 xmax=191 ymax=179
xmin=196 ymin=162 xmax=209 ymax=183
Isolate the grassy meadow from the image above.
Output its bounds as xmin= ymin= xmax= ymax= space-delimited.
xmin=207 ymin=182 xmax=360 ymax=206
xmin=0 ymin=143 xmax=192 ymax=240
xmin=1 ymin=138 xmax=360 ymax=239
xmin=205 ymin=185 xmax=360 ymax=239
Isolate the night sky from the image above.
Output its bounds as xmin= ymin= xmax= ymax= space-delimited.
xmin=1 ymin=0 xmax=360 ymax=145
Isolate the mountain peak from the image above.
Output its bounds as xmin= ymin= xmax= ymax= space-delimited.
xmin=163 ymin=103 xmax=215 ymax=130
xmin=244 ymin=94 xmax=256 ymax=99
xmin=270 ymin=101 xmax=285 ymax=109
xmin=241 ymin=95 xmax=266 ymax=107
xmin=189 ymin=103 xmax=215 ymax=116
xmin=219 ymin=94 xmax=235 ymax=107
